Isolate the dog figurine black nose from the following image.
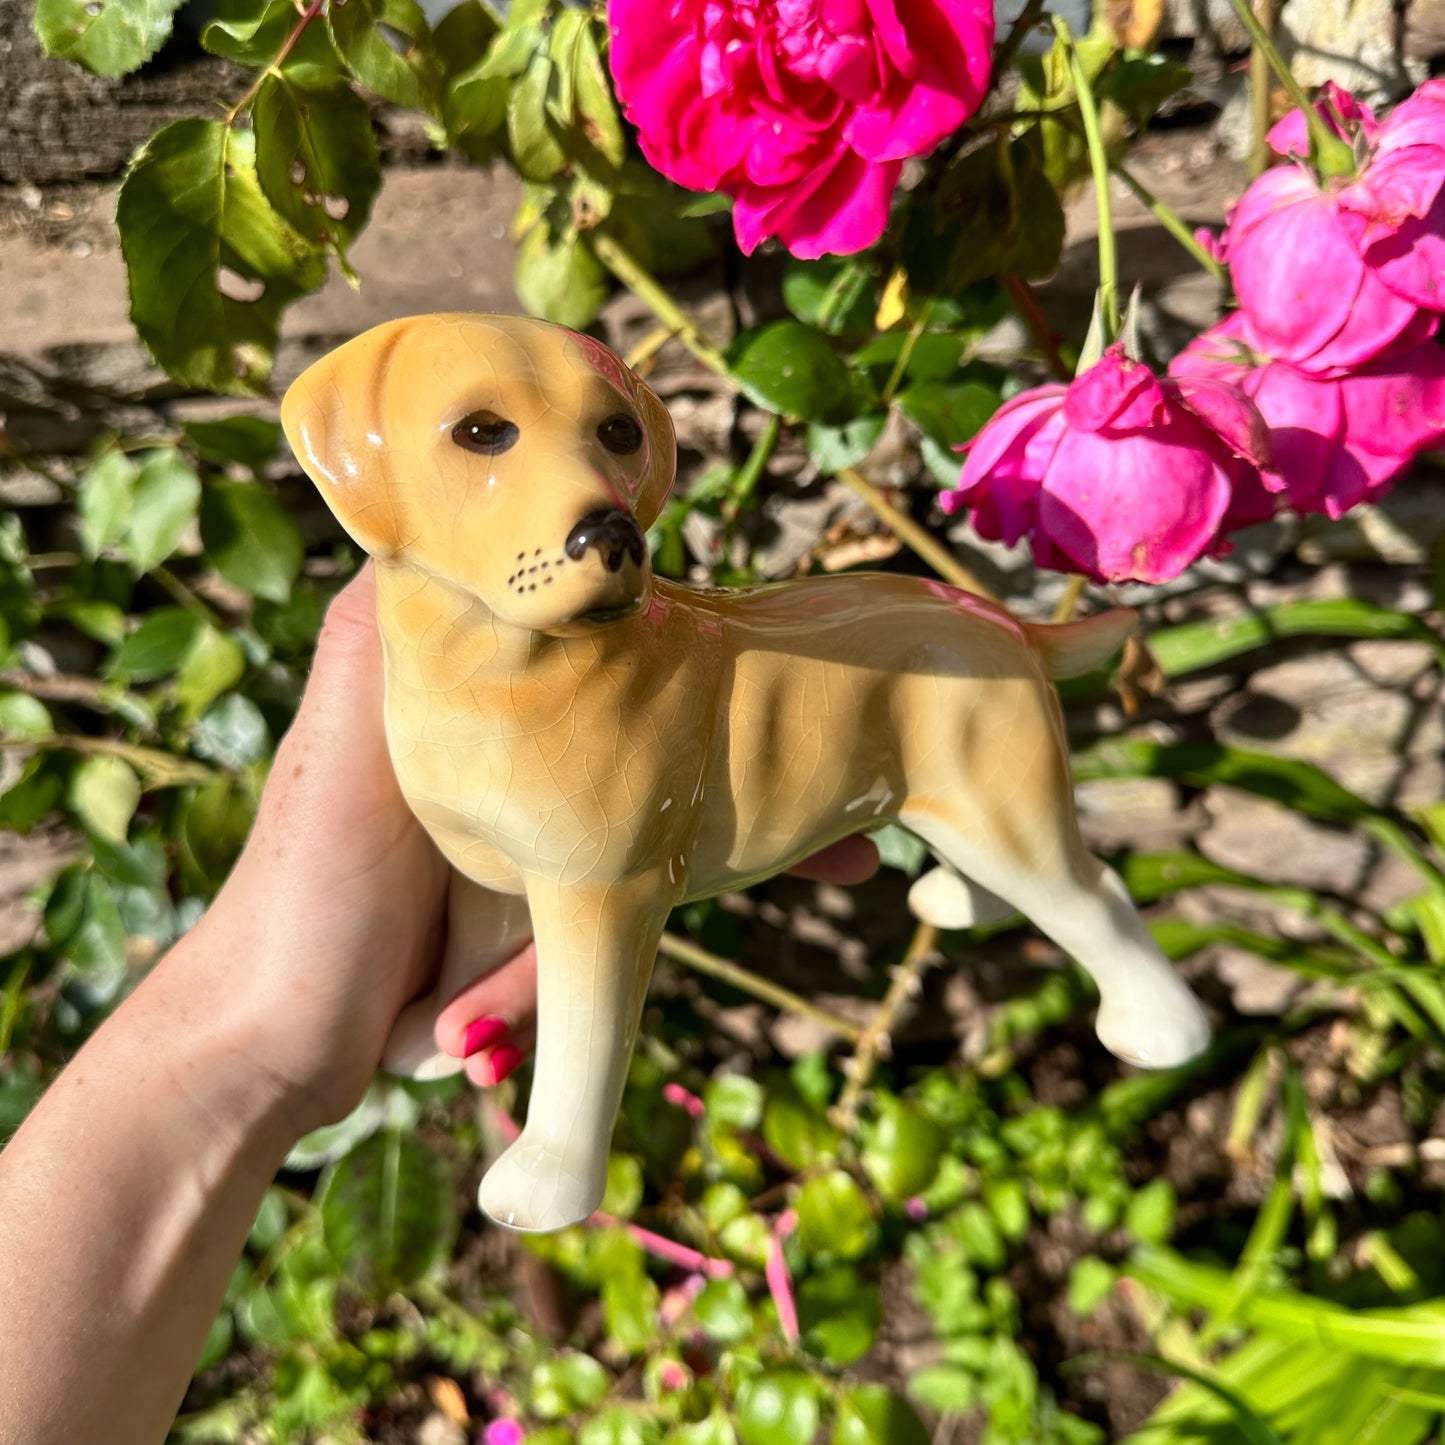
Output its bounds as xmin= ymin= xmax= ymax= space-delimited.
xmin=565 ymin=507 xmax=646 ymax=573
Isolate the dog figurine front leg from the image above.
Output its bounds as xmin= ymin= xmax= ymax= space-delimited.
xmin=477 ymin=873 xmax=677 ymax=1232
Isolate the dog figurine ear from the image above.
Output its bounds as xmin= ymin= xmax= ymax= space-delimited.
xmin=281 ymin=319 xmax=413 ymax=558
xmin=631 ymin=378 xmax=678 ymax=531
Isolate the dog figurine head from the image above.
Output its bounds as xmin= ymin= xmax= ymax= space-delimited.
xmin=280 ymin=313 xmax=676 ymax=632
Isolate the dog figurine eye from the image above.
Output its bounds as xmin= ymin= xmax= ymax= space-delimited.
xmin=597 ymin=414 xmax=643 ymax=456
xmin=452 ymin=411 xmax=520 ymax=455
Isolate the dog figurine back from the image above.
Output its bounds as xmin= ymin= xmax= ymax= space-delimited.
xmin=282 ymin=313 xmax=1209 ymax=1233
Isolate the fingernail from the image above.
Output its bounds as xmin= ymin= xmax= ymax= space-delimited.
xmin=487 ymin=1046 xmax=526 ymax=1086
xmin=463 ymin=1016 xmax=509 ymax=1058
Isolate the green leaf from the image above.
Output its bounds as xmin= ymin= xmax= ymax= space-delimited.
xmin=508 ymin=51 xmax=567 ymax=180
xmin=694 ymin=1277 xmax=753 ymax=1343
xmin=192 ymin=694 xmax=270 ymax=768
xmin=328 ymin=0 xmax=441 ymax=113
xmin=0 ymin=755 xmax=66 ymax=833
xmin=572 ymin=18 xmax=625 ymax=168
xmin=253 ymin=72 xmax=380 ymax=262
xmin=783 ymin=257 xmax=875 ymax=338
xmin=861 ymin=1097 xmax=945 ymax=1203
xmin=201 ymin=480 xmax=305 ymax=603
xmin=45 ymin=867 xmax=126 ymax=974
xmin=179 ymin=776 xmax=255 ymax=888
xmin=729 ymin=321 xmax=857 ymax=424
xmin=1148 ymin=598 xmax=1445 ymax=678
xmin=78 ymin=450 xmax=139 ymax=557
xmin=762 ymin=1089 xmax=839 ymax=1171
xmin=33 ymin=0 xmax=182 ymax=77
xmin=1073 ymin=740 xmax=1375 ymax=823
xmin=531 ymin=1352 xmax=610 ymax=1418
xmin=601 ymin=1153 xmax=645 ymax=1218
xmin=736 ymin=1371 xmax=822 ymax=1445
xmin=117 ymin=121 xmax=327 ymax=395
xmin=907 ymin=1365 xmax=976 ymax=1413
xmin=128 ymin=449 xmax=202 ymax=574
xmin=202 ymin=0 xmax=300 ymax=64
xmin=184 ymin=415 xmax=283 ymax=473
xmin=796 ymin=1169 xmax=877 ymax=1261
xmin=1125 ymin=1178 xmax=1176 ymax=1244
xmin=0 ymin=692 xmax=54 ymax=741
xmin=446 ymin=46 xmax=510 ymax=160
xmin=807 ymin=415 xmax=886 ymax=474
xmin=515 ymin=226 xmax=609 ymax=329
xmin=705 ymin=1074 xmax=763 ymax=1131
xmin=832 ymin=1385 xmax=929 ymax=1445
xmin=111 ymin=608 xmax=204 ymax=680
xmin=1067 ymin=1257 xmax=1116 ymax=1316
xmin=797 ymin=1266 xmax=880 ymax=1366
xmin=69 ymin=754 xmax=142 ymax=845
xmin=175 ymin=626 xmax=248 ymax=718
xmin=897 ymin=381 xmax=999 ymax=454
xmin=317 ymin=1129 xmax=456 ymax=1296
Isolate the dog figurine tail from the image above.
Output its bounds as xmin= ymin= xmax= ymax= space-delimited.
xmin=1024 ymin=608 xmax=1138 ymax=681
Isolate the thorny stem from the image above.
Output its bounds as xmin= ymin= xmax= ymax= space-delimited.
xmin=591 ymin=233 xmax=734 ymax=380
xmin=1249 ymin=0 xmax=1277 ymax=176
xmin=1222 ymin=0 xmax=1354 ymax=176
xmin=1003 ymin=276 xmax=1070 ymax=381
xmin=832 ymin=921 xmax=941 ymax=1132
xmin=837 ymin=468 xmax=998 ymax=600
xmin=223 ymin=0 xmax=326 ymax=125
xmin=657 ymin=932 xmax=863 ymax=1044
xmin=994 ymin=0 xmax=1048 ymax=73
xmin=1057 ymin=17 xmax=1119 ymax=341
xmin=1110 ymin=160 xmax=1228 ymax=283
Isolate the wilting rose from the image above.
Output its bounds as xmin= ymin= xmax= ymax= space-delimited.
xmin=608 ymin=0 xmax=994 ymax=258
xmin=1336 ymin=78 xmax=1445 ymax=311
xmin=940 ymin=346 xmax=1273 ymax=584
xmin=1223 ymin=165 xmax=1423 ymax=372
xmin=1170 ymin=314 xmax=1445 ymax=518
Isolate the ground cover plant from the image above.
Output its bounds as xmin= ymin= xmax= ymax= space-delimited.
xmin=4 ymin=0 xmax=1445 ymax=1441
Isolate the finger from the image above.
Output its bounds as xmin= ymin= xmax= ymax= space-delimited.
xmin=434 ymin=943 xmax=539 ymax=1059
xmin=786 ymin=834 xmax=880 ymax=885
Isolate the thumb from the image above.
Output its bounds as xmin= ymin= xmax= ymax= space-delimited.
xmin=250 ymin=564 xmax=401 ymax=854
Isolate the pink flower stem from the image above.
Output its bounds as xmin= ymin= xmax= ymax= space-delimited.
xmin=766 ymin=1210 xmax=800 ymax=1344
xmin=593 ymin=1213 xmax=735 ymax=1278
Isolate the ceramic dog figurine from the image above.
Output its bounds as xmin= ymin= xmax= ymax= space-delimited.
xmin=281 ymin=314 xmax=1209 ymax=1233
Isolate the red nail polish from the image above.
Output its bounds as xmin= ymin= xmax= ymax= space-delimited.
xmin=463 ymin=1016 xmax=508 ymax=1058
xmin=488 ymin=1046 xmax=526 ymax=1085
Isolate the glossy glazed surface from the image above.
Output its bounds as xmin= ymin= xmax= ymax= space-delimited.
xmin=282 ymin=314 xmax=1210 ymax=1232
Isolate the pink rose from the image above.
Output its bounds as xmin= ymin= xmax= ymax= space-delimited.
xmin=608 ymin=0 xmax=994 ymax=258
xmin=1336 ymin=78 xmax=1445 ymax=310
xmin=1266 ymin=79 xmax=1380 ymax=162
xmin=1170 ymin=314 xmax=1445 ymax=518
xmin=1223 ymin=165 xmax=1422 ymax=373
xmin=940 ymin=346 xmax=1273 ymax=585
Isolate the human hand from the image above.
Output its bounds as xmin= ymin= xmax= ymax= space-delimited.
xmin=184 ymin=566 xmax=880 ymax=1135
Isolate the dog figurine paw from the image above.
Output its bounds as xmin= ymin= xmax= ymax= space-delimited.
xmin=281 ymin=313 xmax=1210 ymax=1233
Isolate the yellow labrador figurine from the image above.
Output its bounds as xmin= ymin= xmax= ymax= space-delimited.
xmin=282 ymin=314 xmax=1209 ymax=1233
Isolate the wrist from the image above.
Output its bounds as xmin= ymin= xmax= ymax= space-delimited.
xmin=137 ymin=925 xmax=320 ymax=1157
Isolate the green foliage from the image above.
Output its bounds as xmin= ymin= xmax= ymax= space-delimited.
xmin=33 ymin=0 xmax=183 ymax=77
